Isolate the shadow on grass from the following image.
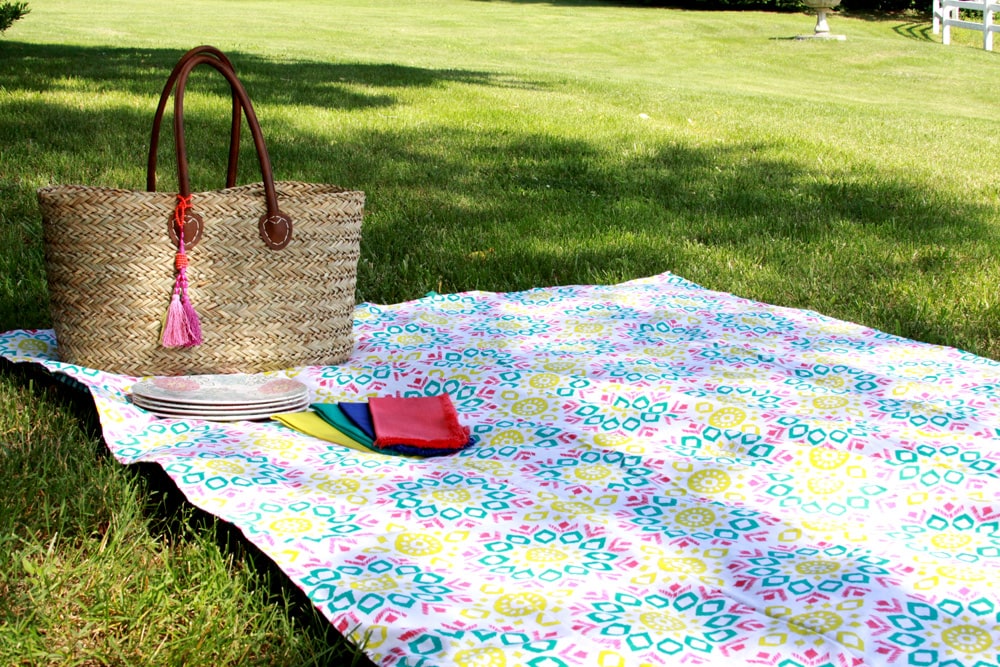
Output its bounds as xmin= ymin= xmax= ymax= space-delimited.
xmin=0 ymin=41 xmax=530 ymax=105
xmin=1 ymin=42 xmax=997 ymax=348
xmin=0 ymin=358 xmax=376 ymax=667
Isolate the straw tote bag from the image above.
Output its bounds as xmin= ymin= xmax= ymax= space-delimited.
xmin=37 ymin=46 xmax=364 ymax=377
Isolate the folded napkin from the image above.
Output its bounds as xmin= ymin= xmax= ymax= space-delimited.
xmin=271 ymin=411 xmax=376 ymax=455
xmin=310 ymin=403 xmax=375 ymax=447
xmin=369 ymin=394 xmax=469 ymax=450
xmin=338 ymin=401 xmax=376 ymax=440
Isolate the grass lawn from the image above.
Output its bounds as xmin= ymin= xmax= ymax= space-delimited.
xmin=1 ymin=1 xmax=998 ymax=664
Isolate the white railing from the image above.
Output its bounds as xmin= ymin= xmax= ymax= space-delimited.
xmin=932 ymin=0 xmax=998 ymax=51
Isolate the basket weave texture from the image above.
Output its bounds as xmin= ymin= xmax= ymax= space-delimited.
xmin=38 ymin=181 xmax=364 ymax=376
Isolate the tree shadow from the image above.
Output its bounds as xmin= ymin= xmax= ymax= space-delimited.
xmin=0 ymin=41 xmax=536 ymax=108
xmin=0 ymin=358 xmax=377 ymax=667
xmin=1 ymin=41 xmax=997 ymax=354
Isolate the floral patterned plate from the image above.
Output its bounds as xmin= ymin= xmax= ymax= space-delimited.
xmin=132 ymin=396 xmax=310 ymax=422
xmin=131 ymin=374 xmax=308 ymax=407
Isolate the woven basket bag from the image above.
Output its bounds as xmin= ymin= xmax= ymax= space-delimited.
xmin=37 ymin=46 xmax=364 ymax=377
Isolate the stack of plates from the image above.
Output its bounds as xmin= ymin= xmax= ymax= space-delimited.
xmin=131 ymin=374 xmax=309 ymax=421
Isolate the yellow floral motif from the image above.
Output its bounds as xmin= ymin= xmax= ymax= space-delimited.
xmin=551 ymin=501 xmax=595 ymax=515
xmin=17 ymin=338 xmax=48 ymax=353
xmin=543 ymin=360 xmax=578 ymax=373
xmin=574 ymin=465 xmax=612 ymax=482
xmin=806 ymin=476 xmax=844 ymax=495
xmin=808 ymin=447 xmax=850 ymax=470
xmin=787 ymin=610 xmax=843 ymax=634
xmin=708 ymin=407 xmax=746 ymax=429
xmin=814 ymin=375 xmax=846 ymax=389
xmin=573 ymin=322 xmax=606 ymax=335
xmin=512 ymin=398 xmax=548 ymax=417
xmin=395 ymin=334 xmax=427 ymax=346
xmin=270 ymin=517 xmax=315 ymax=534
xmin=930 ymin=533 xmax=973 ymax=550
xmin=204 ymin=459 xmax=246 ymax=475
xmin=466 ymin=459 xmax=503 ymax=472
xmin=801 ymin=517 xmax=851 ymax=537
xmin=493 ymin=591 xmax=547 ymax=617
xmin=674 ymin=507 xmax=717 ymax=528
xmin=812 ymin=320 xmax=860 ymax=336
xmin=525 ymin=547 xmax=569 ymax=563
xmin=253 ymin=436 xmax=297 ymax=452
xmin=316 ymin=478 xmax=361 ymax=495
xmin=432 ymin=488 xmax=473 ymax=504
xmin=687 ymin=469 xmax=732 ymax=495
xmin=489 ymin=430 xmax=525 ymax=447
xmin=795 ymin=560 xmax=842 ymax=576
xmin=417 ymin=312 xmax=450 ymax=326
xmin=593 ymin=433 xmax=634 ymax=449
xmin=658 ymin=557 xmax=707 ymax=575
xmin=455 ymin=647 xmax=507 ymax=667
xmin=941 ymin=625 xmax=993 ymax=653
xmin=812 ymin=395 xmax=849 ymax=410
xmin=639 ymin=611 xmax=687 ymax=633
xmin=722 ymin=370 xmax=759 ymax=380
xmin=348 ymin=575 xmax=398 ymax=592
xmin=394 ymin=532 xmax=443 ymax=557
xmin=476 ymin=339 xmax=511 ymax=350
xmin=528 ymin=373 xmax=561 ymax=389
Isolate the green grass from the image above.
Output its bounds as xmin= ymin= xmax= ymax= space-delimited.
xmin=1 ymin=1 xmax=999 ymax=664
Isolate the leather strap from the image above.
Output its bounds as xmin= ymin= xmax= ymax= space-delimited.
xmin=149 ymin=48 xmax=292 ymax=250
xmin=147 ymin=46 xmax=242 ymax=194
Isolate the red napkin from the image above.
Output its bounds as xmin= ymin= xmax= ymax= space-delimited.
xmin=369 ymin=394 xmax=469 ymax=450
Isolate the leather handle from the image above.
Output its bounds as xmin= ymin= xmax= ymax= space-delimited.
xmin=147 ymin=46 xmax=242 ymax=194
xmin=150 ymin=48 xmax=292 ymax=250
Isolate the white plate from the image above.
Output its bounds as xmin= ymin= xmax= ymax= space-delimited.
xmin=137 ymin=397 xmax=311 ymax=422
xmin=132 ymin=374 xmax=308 ymax=407
xmin=132 ymin=393 xmax=306 ymax=413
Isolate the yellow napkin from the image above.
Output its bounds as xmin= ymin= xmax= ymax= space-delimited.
xmin=271 ymin=410 xmax=378 ymax=455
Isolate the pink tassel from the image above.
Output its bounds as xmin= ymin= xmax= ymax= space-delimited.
xmin=161 ymin=292 xmax=194 ymax=347
xmin=180 ymin=292 xmax=203 ymax=345
xmin=160 ymin=195 xmax=202 ymax=348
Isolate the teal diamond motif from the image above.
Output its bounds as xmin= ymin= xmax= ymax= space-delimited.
xmin=657 ymin=638 xmax=685 ymax=655
xmin=889 ymin=631 xmax=925 ymax=647
xmin=407 ymin=634 xmax=443 ymax=656
xmin=907 ymin=649 xmax=938 ymax=666
xmin=907 ymin=602 xmax=939 ymax=621
xmin=527 ymin=658 xmax=568 ymax=667
xmin=696 ymin=599 xmax=727 ymax=616
xmin=937 ymin=599 xmax=964 ymax=616
xmin=969 ymin=598 xmax=996 ymax=616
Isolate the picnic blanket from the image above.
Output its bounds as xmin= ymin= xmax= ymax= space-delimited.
xmin=2 ymin=272 xmax=999 ymax=667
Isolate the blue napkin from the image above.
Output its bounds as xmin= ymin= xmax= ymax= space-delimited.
xmin=338 ymin=402 xmax=376 ymax=440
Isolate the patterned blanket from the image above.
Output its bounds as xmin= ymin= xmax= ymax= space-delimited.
xmin=2 ymin=272 xmax=999 ymax=667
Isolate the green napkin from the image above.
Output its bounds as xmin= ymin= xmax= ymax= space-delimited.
xmin=311 ymin=403 xmax=376 ymax=447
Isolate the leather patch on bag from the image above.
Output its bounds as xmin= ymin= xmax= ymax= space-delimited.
xmin=259 ymin=212 xmax=292 ymax=250
xmin=168 ymin=209 xmax=204 ymax=249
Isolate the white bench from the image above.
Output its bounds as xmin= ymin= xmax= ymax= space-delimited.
xmin=932 ymin=0 xmax=998 ymax=51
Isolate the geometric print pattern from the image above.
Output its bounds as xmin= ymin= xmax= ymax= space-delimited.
xmin=2 ymin=272 xmax=998 ymax=666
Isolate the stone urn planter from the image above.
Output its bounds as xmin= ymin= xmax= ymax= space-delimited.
xmin=799 ymin=0 xmax=845 ymax=39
